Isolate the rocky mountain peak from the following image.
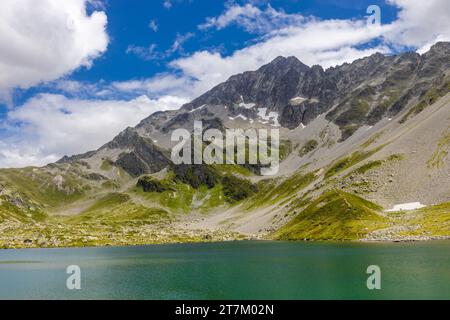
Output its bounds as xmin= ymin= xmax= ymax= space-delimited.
xmin=104 ymin=127 xmax=139 ymax=149
xmin=62 ymin=42 xmax=450 ymax=172
xmin=258 ymin=55 xmax=310 ymax=73
xmin=427 ymin=41 xmax=450 ymax=55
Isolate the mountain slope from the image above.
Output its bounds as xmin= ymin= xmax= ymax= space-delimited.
xmin=1 ymin=43 xmax=450 ymax=248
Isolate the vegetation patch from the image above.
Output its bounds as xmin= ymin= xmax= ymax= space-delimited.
xmin=245 ymin=171 xmax=317 ymax=209
xmin=274 ymin=190 xmax=387 ymax=241
xmin=298 ymin=140 xmax=318 ymax=157
xmin=361 ymin=131 xmax=384 ymax=149
xmin=339 ymin=124 xmax=360 ymax=141
xmin=399 ymin=100 xmax=428 ymax=123
xmin=367 ymin=91 xmax=399 ymax=125
xmin=428 ymin=128 xmax=450 ymax=169
xmin=354 ymin=160 xmax=383 ymax=174
xmin=400 ymin=80 xmax=450 ymax=123
xmin=386 ymin=202 xmax=450 ymax=238
xmin=100 ymin=159 xmax=114 ymax=171
xmin=212 ymin=164 xmax=253 ymax=177
xmin=137 ymin=176 xmax=174 ymax=193
xmin=279 ymin=140 xmax=293 ymax=161
xmin=324 ymin=147 xmax=381 ymax=179
xmin=171 ymin=164 xmax=220 ymax=189
xmin=83 ymin=193 xmax=130 ymax=213
xmin=336 ymin=99 xmax=370 ymax=125
xmin=0 ymin=168 xmax=89 ymax=208
xmin=0 ymin=196 xmax=47 ymax=223
xmin=387 ymin=154 xmax=404 ymax=162
xmin=65 ymin=193 xmax=169 ymax=225
xmin=221 ymin=175 xmax=258 ymax=203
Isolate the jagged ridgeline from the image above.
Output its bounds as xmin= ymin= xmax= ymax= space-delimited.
xmin=1 ymin=42 xmax=450 ymax=248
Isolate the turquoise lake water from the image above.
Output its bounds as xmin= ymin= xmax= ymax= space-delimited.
xmin=0 ymin=241 xmax=449 ymax=299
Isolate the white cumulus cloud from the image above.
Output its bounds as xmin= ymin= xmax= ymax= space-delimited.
xmin=199 ymin=3 xmax=305 ymax=34
xmin=135 ymin=0 xmax=449 ymax=99
xmin=0 ymin=0 xmax=108 ymax=91
xmin=0 ymin=94 xmax=187 ymax=168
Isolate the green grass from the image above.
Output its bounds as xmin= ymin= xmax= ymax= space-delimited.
xmin=279 ymin=140 xmax=293 ymax=161
xmin=0 ymin=196 xmax=47 ymax=223
xmin=134 ymin=175 xmax=229 ymax=213
xmin=83 ymin=193 xmax=130 ymax=212
xmin=171 ymin=164 xmax=220 ymax=189
xmin=222 ymin=175 xmax=258 ymax=203
xmin=399 ymin=100 xmax=428 ymax=123
xmin=346 ymin=153 xmax=404 ymax=177
xmin=387 ymin=154 xmax=404 ymax=161
xmin=400 ymin=80 xmax=450 ymax=123
xmin=134 ymin=180 xmax=197 ymax=213
xmin=274 ymin=190 xmax=387 ymax=240
xmin=0 ymin=168 xmax=89 ymax=208
xmin=211 ymin=164 xmax=253 ymax=177
xmin=360 ymin=131 xmax=384 ymax=149
xmin=324 ymin=147 xmax=382 ymax=179
xmin=245 ymin=171 xmax=317 ymax=210
xmin=428 ymin=128 xmax=450 ymax=169
xmin=64 ymin=192 xmax=169 ymax=225
xmin=354 ymin=160 xmax=383 ymax=174
xmin=100 ymin=159 xmax=114 ymax=171
xmin=101 ymin=180 xmax=121 ymax=189
xmin=389 ymin=202 xmax=450 ymax=238
xmin=339 ymin=124 xmax=360 ymax=141
xmin=137 ymin=176 xmax=174 ymax=192
xmin=298 ymin=140 xmax=318 ymax=157
xmin=134 ymin=170 xmax=257 ymax=211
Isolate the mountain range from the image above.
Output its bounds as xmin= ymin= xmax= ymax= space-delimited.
xmin=1 ymin=42 xmax=449 ymax=248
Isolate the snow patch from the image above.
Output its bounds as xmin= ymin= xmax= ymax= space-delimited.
xmin=386 ymin=202 xmax=426 ymax=212
xmin=189 ymin=104 xmax=207 ymax=113
xmin=258 ymin=108 xmax=280 ymax=127
xmin=229 ymin=114 xmax=248 ymax=121
xmin=239 ymin=102 xmax=256 ymax=109
xmin=289 ymin=96 xmax=306 ymax=105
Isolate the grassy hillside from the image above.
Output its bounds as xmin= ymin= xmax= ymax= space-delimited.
xmin=274 ymin=190 xmax=388 ymax=241
xmin=64 ymin=193 xmax=170 ymax=225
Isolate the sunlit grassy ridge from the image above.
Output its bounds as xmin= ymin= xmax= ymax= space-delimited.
xmin=132 ymin=164 xmax=258 ymax=213
xmin=0 ymin=196 xmax=47 ymax=223
xmin=0 ymin=167 xmax=90 ymax=208
xmin=324 ymin=147 xmax=382 ymax=179
xmin=244 ymin=171 xmax=317 ymax=210
xmin=64 ymin=192 xmax=170 ymax=225
xmin=388 ymin=202 xmax=450 ymax=238
xmin=275 ymin=190 xmax=388 ymax=241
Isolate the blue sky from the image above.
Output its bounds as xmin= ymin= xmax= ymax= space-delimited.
xmin=71 ymin=0 xmax=398 ymax=81
xmin=0 ymin=0 xmax=449 ymax=167
xmin=8 ymin=0 xmax=400 ymax=106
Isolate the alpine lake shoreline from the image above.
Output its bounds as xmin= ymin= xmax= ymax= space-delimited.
xmin=1 ymin=220 xmax=449 ymax=251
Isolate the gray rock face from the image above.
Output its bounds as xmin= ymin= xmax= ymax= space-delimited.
xmin=107 ymin=128 xmax=170 ymax=177
xmin=145 ymin=45 xmax=449 ymax=135
xmin=63 ymin=42 xmax=450 ymax=176
xmin=184 ymin=56 xmax=311 ymax=111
